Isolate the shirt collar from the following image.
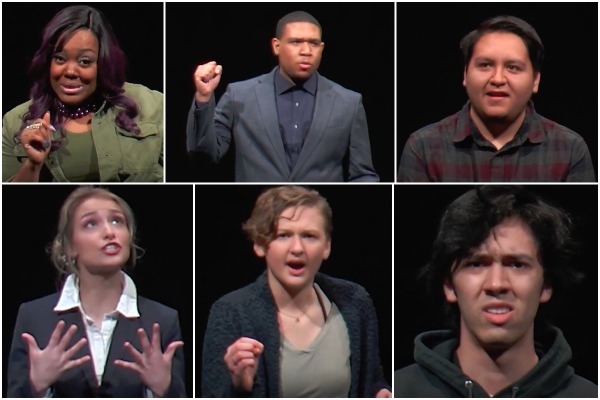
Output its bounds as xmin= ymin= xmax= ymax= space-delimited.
xmin=54 ymin=271 xmax=140 ymax=318
xmin=274 ymin=66 xmax=318 ymax=96
xmin=453 ymin=100 xmax=545 ymax=144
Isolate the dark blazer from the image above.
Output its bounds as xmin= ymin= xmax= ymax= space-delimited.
xmin=186 ymin=67 xmax=379 ymax=182
xmin=202 ymin=272 xmax=390 ymax=397
xmin=7 ymin=294 xmax=186 ymax=398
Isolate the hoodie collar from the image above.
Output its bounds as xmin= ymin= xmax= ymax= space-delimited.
xmin=414 ymin=327 xmax=574 ymax=397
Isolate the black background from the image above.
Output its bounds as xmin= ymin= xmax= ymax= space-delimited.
xmin=2 ymin=185 xmax=193 ymax=397
xmin=396 ymin=3 xmax=599 ymax=177
xmin=165 ymin=3 xmax=395 ymax=182
xmin=394 ymin=184 xmax=598 ymax=385
xmin=195 ymin=184 xmax=392 ymax=396
xmin=2 ymin=2 xmax=164 ymax=117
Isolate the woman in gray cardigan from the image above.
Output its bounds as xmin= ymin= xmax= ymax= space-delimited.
xmin=202 ymin=186 xmax=391 ymax=398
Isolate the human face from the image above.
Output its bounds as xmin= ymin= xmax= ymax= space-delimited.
xmin=69 ymin=197 xmax=131 ymax=276
xmin=255 ymin=205 xmax=331 ymax=293
xmin=443 ymin=218 xmax=552 ymax=350
xmin=463 ymin=32 xmax=540 ymax=123
xmin=50 ymin=28 xmax=99 ymax=106
xmin=271 ymin=22 xmax=324 ymax=82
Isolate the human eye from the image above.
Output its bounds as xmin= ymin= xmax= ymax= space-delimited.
xmin=277 ymin=232 xmax=290 ymax=238
xmin=111 ymin=216 xmax=124 ymax=224
xmin=53 ymin=54 xmax=66 ymax=63
xmin=507 ymin=65 xmax=521 ymax=71
xmin=479 ymin=62 xmax=490 ymax=68
xmin=79 ymin=58 xmax=92 ymax=66
xmin=84 ymin=219 xmax=97 ymax=228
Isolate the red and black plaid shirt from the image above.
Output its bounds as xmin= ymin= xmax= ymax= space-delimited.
xmin=398 ymin=101 xmax=596 ymax=182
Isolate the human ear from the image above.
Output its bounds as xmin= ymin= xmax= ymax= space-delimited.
xmin=443 ymin=279 xmax=458 ymax=303
xmin=271 ymin=38 xmax=280 ymax=56
xmin=253 ymin=243 xmax=266 ymax=258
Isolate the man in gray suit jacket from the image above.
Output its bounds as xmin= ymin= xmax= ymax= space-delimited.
xmin=187 ymin=11 xmax=379 ymax=182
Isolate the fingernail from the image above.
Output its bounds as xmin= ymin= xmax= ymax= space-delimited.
xmin=50 ymin=125 xmax=56 ymax=131
xmin=44 ymin=140 xmax=51 ymax=149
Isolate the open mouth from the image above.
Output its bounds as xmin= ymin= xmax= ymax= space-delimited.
xmin=286 ymin=261 xmax=306 ymax=276
xmin=102 ymin=243 xmax=121 ymax=255
xmin=483 ymin=305 xmax=514 ymax=324
xmin=487 ymin=92 xmax=509 ymax=100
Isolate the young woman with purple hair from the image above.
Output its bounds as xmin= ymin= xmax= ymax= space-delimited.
xmin=2 ymin=5 xmax=163 ymax=182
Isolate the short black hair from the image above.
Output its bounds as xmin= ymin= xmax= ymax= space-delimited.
xmin=420 ymin=186 xmax=583 ymax=331
xmin=460 ymin=15 xmax=544 ymax=76
xmin=276 ymin=11 xmax=322 ymax=40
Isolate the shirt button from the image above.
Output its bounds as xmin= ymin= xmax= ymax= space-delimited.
xmin=295 ymin=102 xmax=299 ymax=107
xmin=50 ymin=160 xmax=55 ymax=166
xmin=105 ymin=153 xmax=109 ymax=157
xmin=294 ymin=125 xmax=298 ymax=129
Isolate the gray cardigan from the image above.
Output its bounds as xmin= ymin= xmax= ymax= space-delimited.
xmin=202 ymin=272 xmax=390 ymax=397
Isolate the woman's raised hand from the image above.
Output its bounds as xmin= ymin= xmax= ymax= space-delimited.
xmin=21 ymin=320 xmax=90 ymax=396
xmin=19 ymin=112 xmax=55 ymax=165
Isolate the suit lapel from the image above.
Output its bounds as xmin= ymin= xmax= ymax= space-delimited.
xmin=101 ymin=314 xmax=142 ymax=389
xmin=57 ymin=310 xmax=98 ymax=391
xmin=255 ymin=70 xmax=289 ymax=177
xmin=291 ymin=75 xmax=336 ymax=179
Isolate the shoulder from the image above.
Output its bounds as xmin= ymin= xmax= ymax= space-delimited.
xmin=122 ymin=82 xmax=163 ymax=119
xmin=319 ymin=74 xmax=361 ymax=101
xmin=536 ymin=114 xmax=588 ymax=147
xmin=227 ymin=73 xmax=266 ymax=91
xmin=3 ymin=101 xmax=32 ymax=133
xmin=557 ymin=374 xmax=598 ymax=397
xmin=212 ymin=281 xmax=261 ymax=310
xmin=394 ymin=364 xmax=445 ymax=396
xmin=137 ymin=296 xmax=178 ymax=320
xmin=317 ymin=274 xmax=371 ymax=302
xmin=19 ymin=293 xmax=59 ymax=312
xmin=409 ymin=111 xmax=461 ymax=143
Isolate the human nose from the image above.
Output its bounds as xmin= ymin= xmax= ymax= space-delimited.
xmin=482 ymin=263 xmax=510 ymax=295
xmin=103 ymin=222 xmax=116 ymax=239
xmin=489 ymin=66 xmax=507 ymax=86
xmin=64 ymin=61 xmax=79 ymax=79
xmin=289 ymin=235 xmax=304 ymax=255
xmin=299 ymin=42 xmax=312 ymax=55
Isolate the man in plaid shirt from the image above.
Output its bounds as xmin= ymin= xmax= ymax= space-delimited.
xmin=398 ymin=16 xmax=595 ymax=182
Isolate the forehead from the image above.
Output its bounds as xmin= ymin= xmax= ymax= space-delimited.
xmin=281 ymin=22 xmax=321 ymax=39
xmin=475 ymin=218 xmax=538 ymax=256
xmin=277 ymin=205 xmax=325 ymax=229
xmin=59 ymin=28 xmax=99 ymax=52
xmin=74 ymin=196 xmax=122 ymax=216
xmin=471 ymin=32 xmax=529 ymax=63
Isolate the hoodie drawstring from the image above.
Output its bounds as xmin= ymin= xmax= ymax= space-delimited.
xmin=511 ymin=387 xmax=519 ymax=398
xmin=464 ymin=380 xmax=474 ymax=398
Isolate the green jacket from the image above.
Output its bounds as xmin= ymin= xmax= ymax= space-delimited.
xmin=2 ymin=83 xmax=163 ymax=182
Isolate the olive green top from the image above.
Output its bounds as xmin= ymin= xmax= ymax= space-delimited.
xmin=280 ymin=284 xmax=352 ymax=398
xmin=2 ymin=82 xmax=163 ymax=182
xmin=55 ymin=129 xmax=100 ymax=182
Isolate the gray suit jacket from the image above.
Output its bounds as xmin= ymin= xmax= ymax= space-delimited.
xmin=186 ymin=68 xmax=379 ymax=182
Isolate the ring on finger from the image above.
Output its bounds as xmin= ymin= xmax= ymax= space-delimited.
xmin=25 ymin=123 xmax=43 ymax=130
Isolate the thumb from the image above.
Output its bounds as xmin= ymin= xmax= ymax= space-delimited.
xmin=43 ymin=111 xmax=51 ymax=124
xmin=215 ymin=66 xmax=222 ymax=76
xmin=22 ymin=333 xmax=40 ymax=352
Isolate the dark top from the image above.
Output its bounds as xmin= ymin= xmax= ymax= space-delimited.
xmin=394 ymin=327 xmax=597 ymax=397
xmin=202 ymin=272 xmax=390 ymax=397
xmin=7 ymin=294 xmax=186 ymax=398
xmin=274 ymin=69 xmax=317 ymax=171
xmin=398 ymin=101 xmax=596 ymax=182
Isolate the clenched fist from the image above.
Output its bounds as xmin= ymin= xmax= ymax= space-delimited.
xmin=194 ymin=61 xmax=222 ymax=103
xmin=223 ymin=337 xmax=263 ymax=392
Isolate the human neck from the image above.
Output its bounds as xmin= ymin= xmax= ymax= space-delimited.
xmin=267 ymin=269 xmax=317 ymax=315
xmin=278 ymin=65 xmax=308 ymax=86
xmin=78 ymin=269 xmax=124 ymax=323
xmin=469 ymin=106 xmax=527 ymax=150
xmin=456 ymin=325 xmax=539 ymax=396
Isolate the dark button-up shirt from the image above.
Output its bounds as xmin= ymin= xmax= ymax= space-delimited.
xmin=398 ymin=101 xmax=596 ymax=182
xmin=274 ymin=69 xmax=317 ymax=171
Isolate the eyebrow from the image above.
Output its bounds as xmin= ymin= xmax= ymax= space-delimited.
xmin=287 ymin=37 xmax=321 ymax=42
xmin=473 ymin=56 xmax=526 ymax=67
xmin=80 ymin=209 xmax=124 ymax=220
xmin=467 ymin=252 xmax=536 ymax=262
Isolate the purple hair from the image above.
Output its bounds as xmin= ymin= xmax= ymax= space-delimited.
xmin=17 ymin=5 xmax=141 ymax=149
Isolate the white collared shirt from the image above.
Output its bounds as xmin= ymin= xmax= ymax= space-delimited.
xmin=54 ymin=271 xmax=140 ymax=386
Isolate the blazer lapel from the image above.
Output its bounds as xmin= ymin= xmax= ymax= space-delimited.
xmin=57 ymin=310 xmax=98 ymax=391
xmin=255 ymin=70 xmax=290 ymax=177
xmin=291 ymin=75 xmax=336 ymax=179
xmin=101 ymin=314 xmax=143 ymax=389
